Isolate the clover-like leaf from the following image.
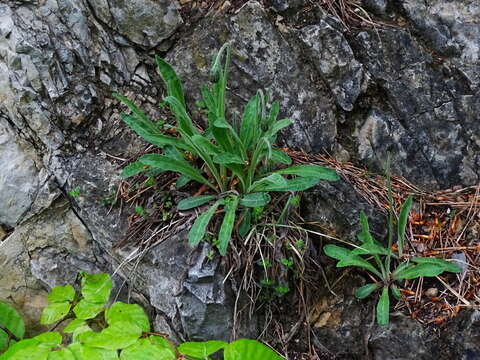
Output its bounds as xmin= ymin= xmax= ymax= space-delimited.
xmin=40 ymin=302 xmax=71 ymax=325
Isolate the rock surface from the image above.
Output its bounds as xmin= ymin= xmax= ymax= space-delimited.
xmin=0 ymin=0 xmax=479 ymax=358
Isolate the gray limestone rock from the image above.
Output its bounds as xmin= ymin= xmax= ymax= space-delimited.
xmin=299 ymin=22 xmax=364 ymax=111
xmin=89 ymin=0 xmax=183 ymax=48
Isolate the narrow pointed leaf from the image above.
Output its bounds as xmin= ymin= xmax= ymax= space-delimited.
xmin=337 ymin=256 xmax=382 ymax=277
xmin=355 ymin=283 xmax=379 ymax=299
xmin=397 ymin=195 xmax=413 ymax=256
xmin=155 ymin=56 xmax=186 ymax=107
xmin=376 ymin=287 xmax=390 ymax=326
xmin=218 ymin=196 xmax=239 ymax=255
xmin=249 ymin=173 xmax=287 ymax=192
xmin=163 ymin=96 xmax=198 ymax=136
xmin=393 ymin=263 xmax=447 ymax=280
xmin=176 ymin=175 xmax=191 ymax=188
xmin=266 ymin=118 xmax=292 ymax=138
xmin=238 ymin=209 xmax=252 ymax=238
xmin=177 ymin=195 xmax=216 ymax=210
xmin=213 ymin=152 xmax=244 ymax=165
xmin=139 ymin=154 xmax=213 ymax=189
xmin=240 ymin=193 xmax=271 ymax=208
xmin=253 ymin=177 xmax=320 ymax=192
xmin=323 ymin=244 xmax=352 ymax=261
xmin=240 ymin=95 xmax=258 ymax=150
xmin=188 ymin=200 xmax=223 ymax=246
xmin=191 ymin=135 xmax=220 ymax=156
xmin=274 ymin=165 xmax=339 ymax=181
xmin=351 ymin=242 xmax=390 ymax=256
xmin=410 ymin=257 xmax=462 ymax=273
xmin=121 ymin=161 xmax=148 ymax=178
xmin=391 ymin=285 xmax=401 ymax=300
xmin=271 ymin=149 xmax=292 ymax=165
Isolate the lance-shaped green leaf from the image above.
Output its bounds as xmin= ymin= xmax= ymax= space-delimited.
xmin=274 ymin=165 xmax=339 ymax=181
xmin=265 ymin=119 xmax=292 ymax=138
xmin=253 ymin=177 xmax=320 ymax=192
xmin=238 ymin=209 xmax=252 ymax=238
xmin=351 ymin=242 xmax=390 ymax=256
xmin=264 ymin=101 xmax=280 ymax=130
xmin=163 ymin=96 xmax=198 ymax=137
xmin=410 ymin=257 xmax=461 ymax=273
xmin=190 ymin=135 xmax=220 ymax=156
xmin=249 ymin=173 xmax=287 ymax=192
xmin=355 ymin=283 xmax=379 ymax=299
xmin=155 ymin=56 xmax=186 ymax=108
xmin=337 ymin=255 xmax=382 ymax=278
xmin=397 ymin=195 xmax=413 ymax=256
xmin=139 ymin=154 xmax=214 ymax=190
xmin=218 ymin=196 xmax=239 ymax=255
xmin=121 ymin=161 xmax=148 ymax=178
xmin=240 ymin=95 xmax=258 ymax=150
xmin=271 ymin=149 xmax=292 ymax=165
xmin=390 ymin=285 xmax=401 ymax=300
xmin=240 ymin=193 xmax=271 ymax=208
xmin=393 ymin=263 xmax=447 ymax=280
xmin=120 ymin=113 xmax=188 ymax=150
xmin=376 ymin=287 xmax=390 ymax=326
xmin=212 ymin=152 xmax=244 ymax=165
xmin=176 ymin=175 xmax=191 ymax=188
xmin=188 ymin=200 xmax=223 ymax=246
xmin=323 ymin=244 xmax=352 ymax=261
xmin=0 ymin=302 xmax=25 ymax=339
xmin=177 ymin=195 xmax=217 ymax=210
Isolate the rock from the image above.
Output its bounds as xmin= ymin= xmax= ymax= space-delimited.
xmin=303 ymin=178 xmax=386 ymax=239
xmin=352 ymin=28 xmax=480 ymax=187
xmin=356 ymin=109 xmax=438 ymax=187
xmin=369 ymin=315 xmax=440 ymax=360
xmin=399 ymin=0 xmax=480 ymax=89
xmin=90 ymin=0 xmax=183 ymax=48
xmin=444 ymin=310 xmax=480 ymax=359
xmin=361 ymin=0 xmax=388 ymax=17
xmin=0 ymin=199 xmax=102 ymax=334
xmin=299 ymin=21 xmax=364 ymax=111
xmin=269 ymin=0 xmax=304 ymax=12
xmin=0 ymin=121 xmax=60 ymax=227
xmin=114 ymin=234 xmax=237 ymax=341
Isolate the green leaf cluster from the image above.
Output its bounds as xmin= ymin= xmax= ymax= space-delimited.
xmin=323 ymin=195 xmax=461 ymax=326
xmin=0 ymin=302 xmax=25 ymax=352
xmin=0 ymin=272 xmax=284 ymax=360
xmin=114 ymin=44 xmax=339 ymax=255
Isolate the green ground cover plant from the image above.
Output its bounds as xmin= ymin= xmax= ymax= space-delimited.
xmin=323 ymin=169 xmax=462 ymax=326
xmin=0 ymin=302 xmax=25 ymax=353
xmin=113 ymin=43 xmax=339 ymax=255
xmin=0 ymin=272 xmax=283 ymax=360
